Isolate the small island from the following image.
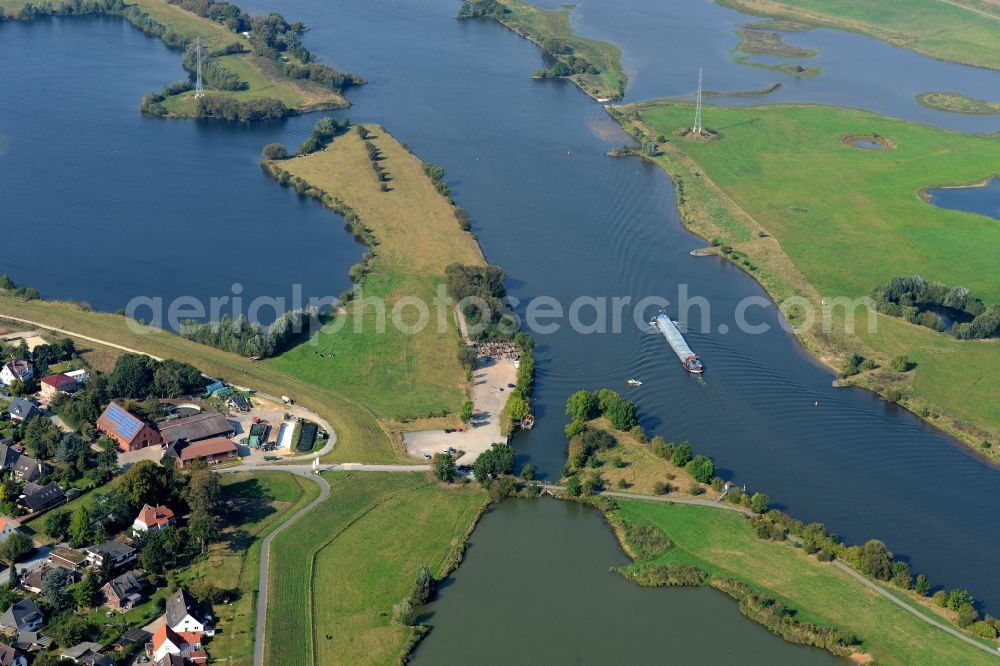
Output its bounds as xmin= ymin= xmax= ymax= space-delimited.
xmin=457 ymin=0 xmax=627 ymax=101
xmin=917 ymin=91 xmax=1000 ymax=115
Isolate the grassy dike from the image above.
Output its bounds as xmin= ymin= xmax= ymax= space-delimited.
xmin=457 ymin=0 xmax=627 ymax=101
xmin=606 ymin=499 xmax=998 ymax=665
xmin=264 ymin=472 xmax=487 ymax=666
xmin=610 ymin=101 xmax=1000 ymax=458
xmin=0 ymin=296 xmax=398 ymax=462
xmin=716 ymin=0 xmax=1000 ymax=71
xmin=184 ymin=472 xmax=320 ymax=666
xmin=0 ymin=0 xmax=352 ymax=116
xmin=262 ymin=124 xmax=485 ymax=424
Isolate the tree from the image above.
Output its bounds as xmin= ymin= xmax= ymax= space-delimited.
xmin=54 ymin=432 xmax=88 ymax=464
xmin=604 ymin=397 xmax=638 ymax=431
xmin=0 ymin=532 xmax=32 ymax=564
xmin=891 ymin=561 xmax=912 ymax=589
xmin=858 ymin=540 xmax=893 ymax=581
xmin=189 ymin=508 xmax=220 ymax=554
xmin=521 ymin=463 xmax=535 ymax=481
xmin=187 ymin=464 xmax=223 ymax=515
xmin=44 ymin=511 xmax=70 ymax=540
xmin=119 ymin=460 xmax=170 ymax=509
xmin=750 ymin=492 xmax=770 ymax=514
xmin=565 ymin=390 xmax=597 ymax=422
xmin=412 ymin=565 xmax=432 ymax=605
xmin=685 ymin=455 xmax=715 ymax=484
xmin=889 ymin=355 xmax=911 ymax=372
xmin=460 ymin=400 xmax=473 ymax=423
xmin=69 ymin=506 xmax=93 ymax=549
xmin=107 ymin=353 xmax=156 ymax=398
xmin=45 ymin=614 xmax=95 ymax=648
xmin=564 ymin=475 xmax=582 ymax=497
xmin=73 ymin=571 xmax=99 ymax=609
xmin=915 ymin=574 xmax=930 ymax=596
xmin=261 ymin=142 xmax=288 ymax=160
xmin=947 ymin=588 xmax=974 ymax=611
xmin=671 ymin=441 xmax=693 ymax=467
xmin=432 ymin=454 xmax=457 ymax=483
xmin=42 ymin=567 xmax=74 ymax=611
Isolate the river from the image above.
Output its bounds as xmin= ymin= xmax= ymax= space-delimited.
xmin=1 ymin=0 xmax=999 ymax=640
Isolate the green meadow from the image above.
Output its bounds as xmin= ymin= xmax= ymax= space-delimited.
xmin=264 ymin=472 xmax=486 ymax=666
xmin=614 ymin=500 xmax=997 ymax=665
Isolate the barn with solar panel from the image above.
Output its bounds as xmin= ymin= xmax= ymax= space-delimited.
xmin=97 ymin=402 xmax=164 ymax=452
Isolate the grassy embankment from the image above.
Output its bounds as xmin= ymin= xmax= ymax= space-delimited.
xmin=917 ymin=91 xmax=1000 ymax=115
xmin=263 ymin=125 xmax=485 ymax=427
xmin=181 ymin=472 xmax=319 ymax=666
xmin=730 ymin=26 xmax=822 ymax=78
xmin=716 ymin=0 xmax=1000 ymax=71
xmin=264 ymin=471 xmax=487 ymax=666
xmin=610 ymin=102 xmax=1000 ymax=456
xmin=458 ymin=0 xmax=626 ymax=101
xmin=0 ymin=296 xmax=398 ymax=462
xmin=611 ymin=500 xmax=998 ymax=664
xmin=0 ymin=0 xmax=350 ymax=115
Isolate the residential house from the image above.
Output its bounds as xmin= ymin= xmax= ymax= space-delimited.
xmin=17 ymin=483 xmax=64 ymax=514
xmin=158 ymin=412 xmax=235 ymax=449
xmin=0 ymin=361 xmax=32 ymax=388
xmin=171 ymin=438 xmax=238 ymax=468
xmin=84 ymin=540 xmax=137 ymax=570
xmin=0 ymin=516 xmax=21 ymax=543
xmin=0 ymin=600 xmax=43 ymax=633
xmin=152 ymin=654 xmax=186 ymax=666
xmin=12 ymin=632 xmax=50 ymax=652
xmin=132 ymin=504 xmax=175 ymax=533
xmin=5 ymin=399 xmax=39 ymax=425
xmin=100 ymin=570 xmax=147 ymax=611
xmin=151 ymin=625 xmax=188 ymax=662
xmin=39 ymin=373 xmax=77 ymax=399
xmin=166 ymin=588 xmax=210 ymax=635
xmin=96 ymin=402 xmax=163 ymax=453
xmin=11 ymin=455 xmax=44 ymax=484
xmin=61 ymin=641 xmax=115 ymax=666
xmin=49 ymin=547 xmax=88 ymax=571
xmin=0 ymin=445 xmax=19 ymax=475
xmin=20 ymin=565 xmax=79 ymax=595
xmin=0 ymin=642 xmax=26 ymax=666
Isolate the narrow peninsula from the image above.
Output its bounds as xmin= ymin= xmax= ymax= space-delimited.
xmin=457 ymin=0 xmax=627 ymax=101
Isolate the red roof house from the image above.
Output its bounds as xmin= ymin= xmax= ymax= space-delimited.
xmin=96 ymin=402 xmax=163 ymax=452
xmin=132 ymin=504 xmax=175 ymax=533
xmin=39 ymin=373 xmax=78 ymax=398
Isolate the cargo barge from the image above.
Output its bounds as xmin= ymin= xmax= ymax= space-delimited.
xmin=651 ymin=311 xmax=704 ymax=374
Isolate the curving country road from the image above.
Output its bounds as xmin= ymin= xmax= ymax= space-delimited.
xmin=218 ymin=463 xmax=430 ymax=666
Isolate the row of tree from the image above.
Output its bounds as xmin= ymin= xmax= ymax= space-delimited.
xmin=180 ymin=308 xmax=318 ymax=358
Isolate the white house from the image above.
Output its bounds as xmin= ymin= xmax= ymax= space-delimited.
xmin=165 ymin=588 xmax=209 ymax=634
xmin=0 ymin=361 xmax=32 ymax=387
xmin=0 ymin=516 xmax=22 ymax=543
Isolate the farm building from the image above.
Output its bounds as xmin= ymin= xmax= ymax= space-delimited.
xmin=97 ymin=402 xmax=162 ymax=452
xmin=159 ymin=412 xmax=235 ymax=448
xmin=171 ymin=438 xmax=238 ymax=468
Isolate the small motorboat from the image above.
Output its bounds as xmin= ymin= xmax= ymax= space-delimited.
xmin=626 ymin=379 xmax=643 ymax=386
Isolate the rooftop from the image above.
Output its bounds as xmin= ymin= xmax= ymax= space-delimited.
xmin=178 ymin=437 xmax=238 ymax=462
xmin=159 ymin=412 xmax=234 ymax=446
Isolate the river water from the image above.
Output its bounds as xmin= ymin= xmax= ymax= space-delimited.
xmin=2 ymin=0 xmax=999 ymax=643
xmin=412 ymin=498 xmax=842 ymax=664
